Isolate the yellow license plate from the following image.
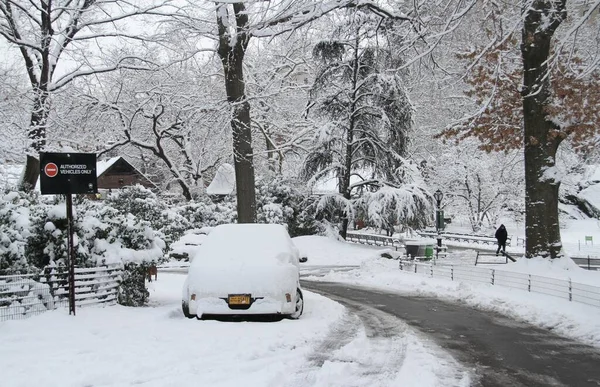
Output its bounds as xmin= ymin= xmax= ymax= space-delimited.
xmin=228 ymin=294 xmax=250 ymax=305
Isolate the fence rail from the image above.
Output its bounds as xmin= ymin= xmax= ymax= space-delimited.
xmin=157 ymin=262 xmax=190 ymax=273
xmin=399 ymin=262 xmax=600 ymax=308
xmin=417 ymin=230 xmax=512 ymax=247
xmin=571 ymin=256 xmax=600 ymax=271
xmin=0 ymin=264 xmax=122 ymax=322
xmin=346 ymin=232 xmax=402 ymax=250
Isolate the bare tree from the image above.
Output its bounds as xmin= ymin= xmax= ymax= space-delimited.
xmin=0 ymin=0 xmax=175 ymax=189
xmin=78 ymin=66 xmax=229 ymax=201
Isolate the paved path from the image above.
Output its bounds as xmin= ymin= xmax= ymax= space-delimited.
xmin=302 ymin=280 xmax=600 ymax=387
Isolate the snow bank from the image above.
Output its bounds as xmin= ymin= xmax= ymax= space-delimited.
xmin=293 ymin=235 xmax=384 ymax=266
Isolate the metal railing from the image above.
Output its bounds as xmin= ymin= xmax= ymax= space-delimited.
xmin=399 ymin=261 xmax=600 ymax=308
xmin=0 ymin=264 xmax=122 ymax=322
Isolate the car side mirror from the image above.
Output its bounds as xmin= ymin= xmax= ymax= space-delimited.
xmin=299 ymin=257 xmax=308 ymax=263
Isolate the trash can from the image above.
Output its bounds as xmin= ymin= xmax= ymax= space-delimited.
xmin=405 ymin=244 xmax=419 ymax=259
xmin=424 ymin=245 xmax=434 ymax=259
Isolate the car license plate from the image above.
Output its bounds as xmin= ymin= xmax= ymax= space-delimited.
xmin=228 ymin=294 xmax=250 ymax=305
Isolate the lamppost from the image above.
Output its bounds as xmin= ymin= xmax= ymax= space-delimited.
xmin=433 ymin=189 xmax=444 ymax=265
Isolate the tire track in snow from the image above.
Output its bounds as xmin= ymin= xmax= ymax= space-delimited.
xmin=286 ymin=288 xmax=469 ymax=387
xmin=305 ymin=311 xmax=362 ymax=368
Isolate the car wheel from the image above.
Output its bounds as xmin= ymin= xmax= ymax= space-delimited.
xmin=288 ymin=289 xmax=304 ymax=319
xmin=182 ymin=301 xmax=194 ymax=319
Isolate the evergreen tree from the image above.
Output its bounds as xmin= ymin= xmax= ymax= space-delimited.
xmin=303 ymin=11 xmax=414 ymax=238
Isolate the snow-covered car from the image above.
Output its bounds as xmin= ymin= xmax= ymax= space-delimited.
xmin=181 ymin=223 xmax=304 ymax=320
xmin=168 ymin=227 xmax=213 ymax=262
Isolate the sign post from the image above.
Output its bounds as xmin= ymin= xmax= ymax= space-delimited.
xmin=66 ymin=194 xmax=76 ymax=315
xmin=39 ymin=153 xmax=97 ymax=316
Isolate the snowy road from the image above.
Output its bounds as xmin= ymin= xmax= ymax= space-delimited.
xmin=303 ymin=280 xmax=600 ymax=387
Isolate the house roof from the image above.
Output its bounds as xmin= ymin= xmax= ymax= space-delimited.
xmin=97 ymin=156 xmax=121 ymax=177
xmin=96 ymin=156 xmax=157 ymax=189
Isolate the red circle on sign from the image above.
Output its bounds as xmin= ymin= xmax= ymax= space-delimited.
xmin=44 ymin=163 xmax=58 ymax=178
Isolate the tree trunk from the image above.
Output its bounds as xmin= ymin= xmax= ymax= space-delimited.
xmin=339 ymin=34 xmax=362 ymax=240
xmin=21 ymin=89 xmax=49 ymax=190
xmin=520 ymin=1 xmax=566 ymax=258
xmin=217 ymin=4 xmax=256 ymax=223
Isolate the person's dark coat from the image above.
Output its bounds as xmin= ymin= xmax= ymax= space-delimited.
xmin=495 ymin=225 xmax=508 ymax=243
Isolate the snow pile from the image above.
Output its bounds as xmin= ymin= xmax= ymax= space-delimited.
xmin=491 ymin=255 xmax=599 ymax=286
xmin=293 ymin=235 xmax=384 ymax=266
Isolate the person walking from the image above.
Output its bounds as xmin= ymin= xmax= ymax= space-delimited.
xmin=495 ymin=224 xmax=508 ymax=255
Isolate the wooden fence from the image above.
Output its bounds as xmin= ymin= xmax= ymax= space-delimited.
xmin=0 ymin=264 xmax=122 ymax=321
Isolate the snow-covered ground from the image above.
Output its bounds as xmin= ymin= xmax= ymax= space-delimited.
xmin=0 ymin=264 xmax=469 ymax=387
xmin=3 ymin=233 xmax=600 ymax=386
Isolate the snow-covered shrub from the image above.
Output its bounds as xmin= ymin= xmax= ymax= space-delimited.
xmin=25 ymin=202 xmax=70 ymax=270
xmin=105 ymin=185 xmax=167 ymax=229
xmin=117 ymin=262 xmax=150 ymax=307
xmin=105 ymin=185 xmax=191 ymax=250
xmin=175 ymin=197 xmax=237 ymax=228
xmin=256 ymin=177 xmax=319 ymax=237
xmin=78 ymin=204 xmax=165 ymax=266
xmin=159 ymin=209 xmax=189 ymax=247
xmin=78 ymin=201 xmax=164 ymax=307
xmin=0 ymin=190 xmax=38 ymax=274
xmin=0 ymin=188 xmax=169 ymax=307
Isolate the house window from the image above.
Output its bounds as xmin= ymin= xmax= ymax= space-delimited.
xmin=118 ymin=178 xmax=124 ymax=186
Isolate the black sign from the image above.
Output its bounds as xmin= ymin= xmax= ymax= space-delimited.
xmin=39 ymin=152 xmax=98 ymax=195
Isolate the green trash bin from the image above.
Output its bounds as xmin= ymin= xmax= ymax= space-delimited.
xmin=424 ymin=245 xmax=434 ymax=259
